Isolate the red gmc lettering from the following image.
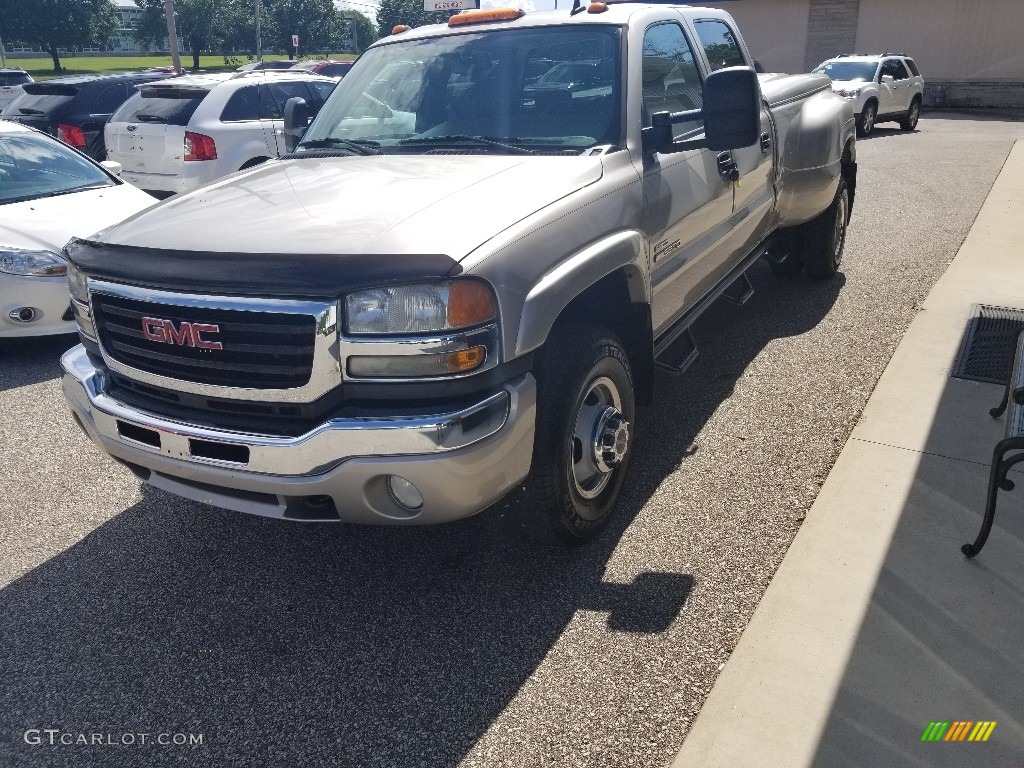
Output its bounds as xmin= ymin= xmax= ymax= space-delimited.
xmin=140 ymin=317 xmax=223 ymax=350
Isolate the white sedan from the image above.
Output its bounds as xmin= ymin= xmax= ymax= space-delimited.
xmin=0 ymin=119 xmax=155 ymax=338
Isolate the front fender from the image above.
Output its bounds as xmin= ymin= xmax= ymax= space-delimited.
xmin=515 ymin=230 xmax=647 ymax=357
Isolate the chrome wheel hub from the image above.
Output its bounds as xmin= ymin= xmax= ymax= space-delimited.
xmin=570 ymin=376 xmax=629 ymax=500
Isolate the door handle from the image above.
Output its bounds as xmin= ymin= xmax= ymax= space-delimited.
xmin=760 ymin=132 xmax=772 ymax=154
xmin=717 ymin=151 xmax=738 ymax=181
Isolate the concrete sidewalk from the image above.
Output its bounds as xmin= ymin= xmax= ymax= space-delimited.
xmin=673 ymin=141 xmax=1024 ymax=767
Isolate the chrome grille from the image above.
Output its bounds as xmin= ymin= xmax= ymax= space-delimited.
xmin=92 ymin=291 xmax=317 ymax=389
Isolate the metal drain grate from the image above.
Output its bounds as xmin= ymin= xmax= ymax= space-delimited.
xmin=952 ymin=304 xmax=1024 ymax=384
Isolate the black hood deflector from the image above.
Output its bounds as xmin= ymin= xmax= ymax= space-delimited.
xmin=65 ymin=239 xmax=462 ymax=298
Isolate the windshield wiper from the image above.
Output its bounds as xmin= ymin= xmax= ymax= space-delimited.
xmin=399 ymin=135 xmax=537 ymax=155
xmin=133 ymin=114 xmax=168 ymax=123
xmin=296 ymin=137 xmax=382 ymax=155
xmin=15 ymin=108 xmax=45 ymax=115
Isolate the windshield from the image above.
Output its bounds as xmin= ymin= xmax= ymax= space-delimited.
xmin=297 ymin=26 xmax=622 ymax=155
xmin=0 ymin=72 xmax=32 ymax=86
xmin=814 ymin=61 xmax=878 ymax=82
xmin=0 ymin=132 xmax=112 ymax=205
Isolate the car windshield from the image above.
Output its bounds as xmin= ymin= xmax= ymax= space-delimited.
xmin=297 ymin=26 xmax=622 ymax=155
xmin=814 ymin=61 xmax=878 ymax=82
xmin=0 ymin=132 xmax=112 ymax=205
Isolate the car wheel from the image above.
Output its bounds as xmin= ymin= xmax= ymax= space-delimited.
xmin=796 ymin=176 xmax=849 ymax=279
xmin=857 ymin=102 xmax=877 ymax=136
xmin=527 ymin=324 xmax=635 ymax=543
xmin=900 ymin=97 xmax=921 ymax=130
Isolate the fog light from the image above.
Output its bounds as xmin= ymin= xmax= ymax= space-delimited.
xmin=9 ymin=307 xmax=38 ymax=323
xmin=387 ymin=476 xmax=424 ymax=511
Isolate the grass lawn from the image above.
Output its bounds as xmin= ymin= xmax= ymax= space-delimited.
xmin=3 ymin=54 xmax=356 ymax=80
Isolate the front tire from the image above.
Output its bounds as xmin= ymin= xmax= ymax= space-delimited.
xmin=857 ymin=101 xmax=877 ymax=136
xmin=900 ymin=97 xmax=921 ymax=130
xmin=795 ymin=176 xmax=849 ymax=279
xmin=527 ymin=324 xmax=636 ymax=543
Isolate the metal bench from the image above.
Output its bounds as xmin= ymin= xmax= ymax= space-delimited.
xmin=963 ymin=327 xmax=1024 ymax=557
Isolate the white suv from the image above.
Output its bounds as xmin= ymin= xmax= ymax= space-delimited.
xmin=0 ymin=68 xmax=33 ymax=111
xmin=105 ymin=71 xmax=337 ymax=197
xmin=814 ymin=54 xmax=924 ymax=136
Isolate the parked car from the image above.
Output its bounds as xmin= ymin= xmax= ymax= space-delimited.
xmin=104 ymin=71 xmax=337 ymax=198
xmin=814 ymin=53 xmax=924 ymax=135
xmin=235 ymin=60 xmax=299 ymax=72
xmin=0 ymin=120 xmax=155 ymax=338
xmin=0 ymin=68 xmax=33 ymax=111
xmin=61 ymin=5 xmax=855 ymax=540
xmin=292 ymin=60 xmax=354 ymax=79
xmin=0 ymin=71 xmax=177 ymax=160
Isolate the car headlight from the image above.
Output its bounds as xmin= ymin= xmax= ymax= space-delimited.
xmin=0 ymin=248 xmax=67 ymax=277
xmin=837 ymin=88 xmax=861 ymax=99
xmin=344 ymin=279 xmax=496 ymax=335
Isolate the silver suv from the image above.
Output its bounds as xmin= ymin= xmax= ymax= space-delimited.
xmin=814 ymin=53 xmax=924 ymax=135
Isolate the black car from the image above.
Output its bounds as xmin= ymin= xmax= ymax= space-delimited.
xmin=0 ymin=71 xmax=177 ymax=160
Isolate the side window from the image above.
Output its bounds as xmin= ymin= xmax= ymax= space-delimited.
xmin=692 ymin=19 xmax=746 ymax=72
xmin=260 ymin=81 xmax=314 ymax=120
xmin=307 ymin=81 xmax=337 ymax=112
xmin=904 ymin=58 xmax=921 ymax=77
xmin=220 ymin=86 xmax=259 ymax=121
xmin=879 ymin=59 xmax=908 ymax=81
xmin=90 ymin=84 xmax=129 ymax=115
xmin=642 ymin=23 xmax=704 ymax=139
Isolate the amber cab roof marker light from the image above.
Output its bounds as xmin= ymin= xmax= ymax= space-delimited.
xmin=587 ymin=2 xmax=609 ymax=12
xmin=448 ymin=8 xmax=524 ymax=27
xmin=391 ymin=24 xmax=410 ymax=34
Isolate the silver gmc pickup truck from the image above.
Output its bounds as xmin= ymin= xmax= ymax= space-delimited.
xmin=62 ymin=2 xmax=856 ymax=542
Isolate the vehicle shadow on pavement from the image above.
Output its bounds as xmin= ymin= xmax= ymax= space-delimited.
xmin=0 ymin=334 xmax=78 ymax=393
xmin=0 ymin=263 xmax=844 ymax=768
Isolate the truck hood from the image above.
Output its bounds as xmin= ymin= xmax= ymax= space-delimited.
xmin=99 ymin=155 xmax=604 ymax=260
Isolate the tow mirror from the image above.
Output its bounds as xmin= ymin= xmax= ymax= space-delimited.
xmin=642 ymin=66 xmax=762 ymax=155
xmin=282 ymin=96 xmax=309 ymax=153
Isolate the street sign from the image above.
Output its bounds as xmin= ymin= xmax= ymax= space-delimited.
xmin=292 ymin=34 xmax=299 ymax=47
xmin=424 ymin=0 xmax=478 ymax=10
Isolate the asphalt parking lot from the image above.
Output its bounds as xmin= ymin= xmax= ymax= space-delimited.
xmin=2 ymin=112 xmax=1023 ymax=768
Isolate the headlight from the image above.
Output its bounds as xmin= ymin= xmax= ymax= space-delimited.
xmin=837 ymin=88 xmax=860 ymax=99
xmin=344 ymin=280 xmax=496 ymax=335
xmin=67 ymin=261 xmax=89 ymax=303
xmin=0 ymin=248 xmax=66 ymax=277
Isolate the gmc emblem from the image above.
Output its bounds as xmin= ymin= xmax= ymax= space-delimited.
xmin=141 ymin=317 xmax=223 ymax=350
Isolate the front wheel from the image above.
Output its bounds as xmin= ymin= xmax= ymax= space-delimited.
xmin=900 ymin=98 xmax=921 ymax=130
xmin=795 ymin=176 xmax=850 ymax=279
xmin=857 ymin=102 xmax=877 ymax=136
xmin=527 ymin=325 xmax=636 ymax=543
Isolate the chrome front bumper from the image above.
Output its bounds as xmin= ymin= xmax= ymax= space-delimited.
xmin=62 ymin=345 xmax=536 ymax=524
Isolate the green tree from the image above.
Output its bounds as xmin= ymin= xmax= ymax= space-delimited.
xmin=263 ymin=0 xmax=337 ymax=57
xmin=0 ymin=0 xmax=118 ymax=72
xmin=376 ymin=0 xmax=455 ymax=37
xmin=337 ymin=10 xmax=377 ymax=54
xmin=134 ymin=0 xmax=247 ymax=69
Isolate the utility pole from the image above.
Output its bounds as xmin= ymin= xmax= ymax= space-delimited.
xmin=163 ymin=0 xmax=182 ymax=71
xmin=254 ymin=0 xmax=263 ymax=63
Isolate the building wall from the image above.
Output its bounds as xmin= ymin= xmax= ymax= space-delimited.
xmin=711 ymin=0 xmax=1024 ymax=108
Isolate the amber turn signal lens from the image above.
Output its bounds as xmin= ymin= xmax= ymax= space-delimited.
xmin=447 ymin=281 xmax=496 ymax=328
xmin=446 ymin=346 xmax=486 ymax=373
